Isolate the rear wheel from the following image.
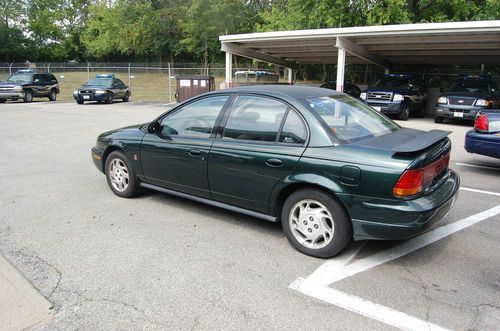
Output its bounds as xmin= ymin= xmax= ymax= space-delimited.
xmin=23 ymin=91 xmax=33 ymax=103
xmin=48 ymin=91 xmax=57 ymax=101
xmin=434 ymin=116 xmax=444 ymax=123
xmin=105 ymin=92 xmax=113 ymax=104
xmin=398 ymin=105 xmax=410 ymax=120
xmin=105 ymin=151 xmax=141 ymax=198
xmin=123 ymin=92 xmax=130 ymax=102
xmin=281 ymin=189 xmax=352 ymax=258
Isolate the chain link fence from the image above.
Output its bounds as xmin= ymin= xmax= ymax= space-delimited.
xmin=0 ymin=62 xmax=293 ymax=103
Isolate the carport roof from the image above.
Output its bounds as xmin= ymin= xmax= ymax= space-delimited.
xmin=219 ymin=20 xmax=500 ymax=68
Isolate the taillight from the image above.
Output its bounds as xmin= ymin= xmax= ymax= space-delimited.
xmin=475 ymin=114 xmax=489 ymax=132
xmin=393 ymin=169 xmax=424 ymax=197
xmin=394 ymin=153 xmax=450 ymax=197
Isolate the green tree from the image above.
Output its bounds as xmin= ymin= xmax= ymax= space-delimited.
xmin=27 ymin=0 xmax=91 ymax=60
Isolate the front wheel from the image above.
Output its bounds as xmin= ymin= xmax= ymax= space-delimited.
xmin=434 ymin=116 xmax=444 ymax=123
xmin=281 ymin=189 xmax=352 ymax=258
xmin=105 ymin=151 xmax=141 ymax=198
xmin=398 ymin=105 xmax=410 ymax=120
xmin=23 ymin=91 xmax=33 ymax=103
xmin=105 ymin=92 xmax=113 ymax=104
xmin=76 ymin=100 xmax=84 ymax=105
xmin=0 ymin=99 xmax=5 ymax=103
xmin=48 ymin=91 xmax=57 ymax=101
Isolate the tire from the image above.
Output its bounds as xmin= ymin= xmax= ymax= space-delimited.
xmin=76 ymin=100 xmax=84 ymax=105
xmin=123 ymin=92 xmax=129 ymax=102
xmin=48 ymin=91 xmax=57 ymax=101
xmin=105 ymin=92 xmax=113 ymax=104
xmin=434 ymin=116 xmax=444 ymax=123
xmin=281 ymin=189 xmax=352 ymax=258
xmin=23 ymin=91 xmax=33 ymax=103
xmin=105 ymin=151 xmax=141 ymax=198
xmin=398 ymin=105 xmax=410 ymax=120
xmin=0 ymin=99 xmax=5 ymax=103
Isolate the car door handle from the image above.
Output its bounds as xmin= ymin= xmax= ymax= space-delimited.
xmin=266 ymin=158 xmax=283 ymax=167
xmin=188 ymin=149 xmax=201 ymax=156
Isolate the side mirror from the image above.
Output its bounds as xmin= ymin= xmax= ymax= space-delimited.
xmin=147 ymin=122 xmax=160 ymax=134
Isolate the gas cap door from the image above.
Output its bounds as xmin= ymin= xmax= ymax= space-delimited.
xmin=340 ymin=165 xmax=361 ymax=186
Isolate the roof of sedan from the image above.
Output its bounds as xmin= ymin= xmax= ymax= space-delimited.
xmin=226 ymin=84 xmax=342 ymax=99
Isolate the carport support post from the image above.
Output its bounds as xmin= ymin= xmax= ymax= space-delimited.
xmin=336 ymin=47 xmax=346 ymax=92
xmin=128 ymin=63 xmax=131 ymax=87
xmin=225 ymin=52 xmax=233 ymax=89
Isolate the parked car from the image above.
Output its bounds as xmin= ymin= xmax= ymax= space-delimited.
xmin=360 ymin=74 xmax=427 ymax=120
xmin=0 ymin=69 xmax=59 ymax=103
xmin=91 ymin=85 xmax=459 ymax=258
xmin=435 ymin=75 xmax=500 ymax=123
xmin=320 ymin=80 xmax=362 ymax=98
xmin=73 ymin=74 xmax=130 ymax=104
xmin=464 ymin=110 xmax=500 ymax=159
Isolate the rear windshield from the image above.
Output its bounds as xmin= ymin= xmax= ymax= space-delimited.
xmin=6 ymin=74 xmax=33 ymax=83
xmin=306 ymin=95 xmax=400 ymax=144
xmin=449 ymin=80 xmax=490 ymax=94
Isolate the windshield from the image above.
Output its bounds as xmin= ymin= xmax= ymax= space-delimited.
xmin=306 ymin=95 xmax=400 ymax=144
xmin=6 ymin=74 xmax=33 ymax=83
xmin=374 ymin=77 xmax=411 ymax=90
xmin=449 ymin=80 xmax=490 ymax=94
xmin=84 ymin=78 xmax=112 ymax=87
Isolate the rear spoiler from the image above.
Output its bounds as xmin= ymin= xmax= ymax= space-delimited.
xmin=392 ymin=130 xmax=451 ymax=153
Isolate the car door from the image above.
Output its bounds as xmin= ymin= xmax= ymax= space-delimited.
xmin=114 ymin=79 xmax=126 ymax=98
xmin=208 ymin=95 xmax=308 ymax=214
xmin=32 ymin=74 xmax=45 ymax=96
xmin=140 ymin=95 xmax=231 ymax=198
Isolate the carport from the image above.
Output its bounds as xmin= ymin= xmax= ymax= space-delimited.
xmin=220 ymin=20 xmax=500 ymax=91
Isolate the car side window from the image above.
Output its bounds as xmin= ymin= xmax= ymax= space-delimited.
xmin=160 ymin=96 xmax=228 ymax=138
xmin=223 ymin=96 xmax=288 ymax=142
xmin=116 ymin=79 xmax=126 ymax=88
xmin=279 ymin=110 xmax=307 ymax=145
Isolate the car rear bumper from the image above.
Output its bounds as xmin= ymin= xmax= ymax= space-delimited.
xmin=465 ymin=130 xmax=500 ymax=159
xmin=346 ymin=170 xmax=460 ymax=240
xmin=91 ymin=147 xmax=104 ymax=172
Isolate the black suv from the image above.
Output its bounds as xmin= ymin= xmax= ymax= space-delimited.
xmin=434 ymin=75 xmax=500 ymax=123
xmin=0 ymin=70 xmax=60 ymax=103
xmin=360 ymin=74 xmax=427 ymax=120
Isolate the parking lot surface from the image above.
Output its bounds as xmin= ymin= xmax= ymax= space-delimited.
xmin=0 ymin=101 xmax=499 ymax=330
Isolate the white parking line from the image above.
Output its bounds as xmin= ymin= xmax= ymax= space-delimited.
xmin=455 ymin=162 xmax=500 ymax=171
xmin=290 ymin=205 xmax=500 ymax=330
xmin=290 ymin=282 xmax=449 ymax=331
xmin=460 ymin=187 xmax=500 ymax=197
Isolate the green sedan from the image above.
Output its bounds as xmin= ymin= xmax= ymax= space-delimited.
xmin=91 ymin=85 xmax=459 ymax=258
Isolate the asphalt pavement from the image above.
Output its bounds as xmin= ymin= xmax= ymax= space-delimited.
xmin=0 ymin=100 xmax=498 ymax=330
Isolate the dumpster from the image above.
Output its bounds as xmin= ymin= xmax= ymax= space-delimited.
xmin=175 ymin=75 xmax=215 ymax=102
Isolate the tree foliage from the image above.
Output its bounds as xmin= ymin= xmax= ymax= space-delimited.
xmin=1 ymin=0 xmax=499 ymax=63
